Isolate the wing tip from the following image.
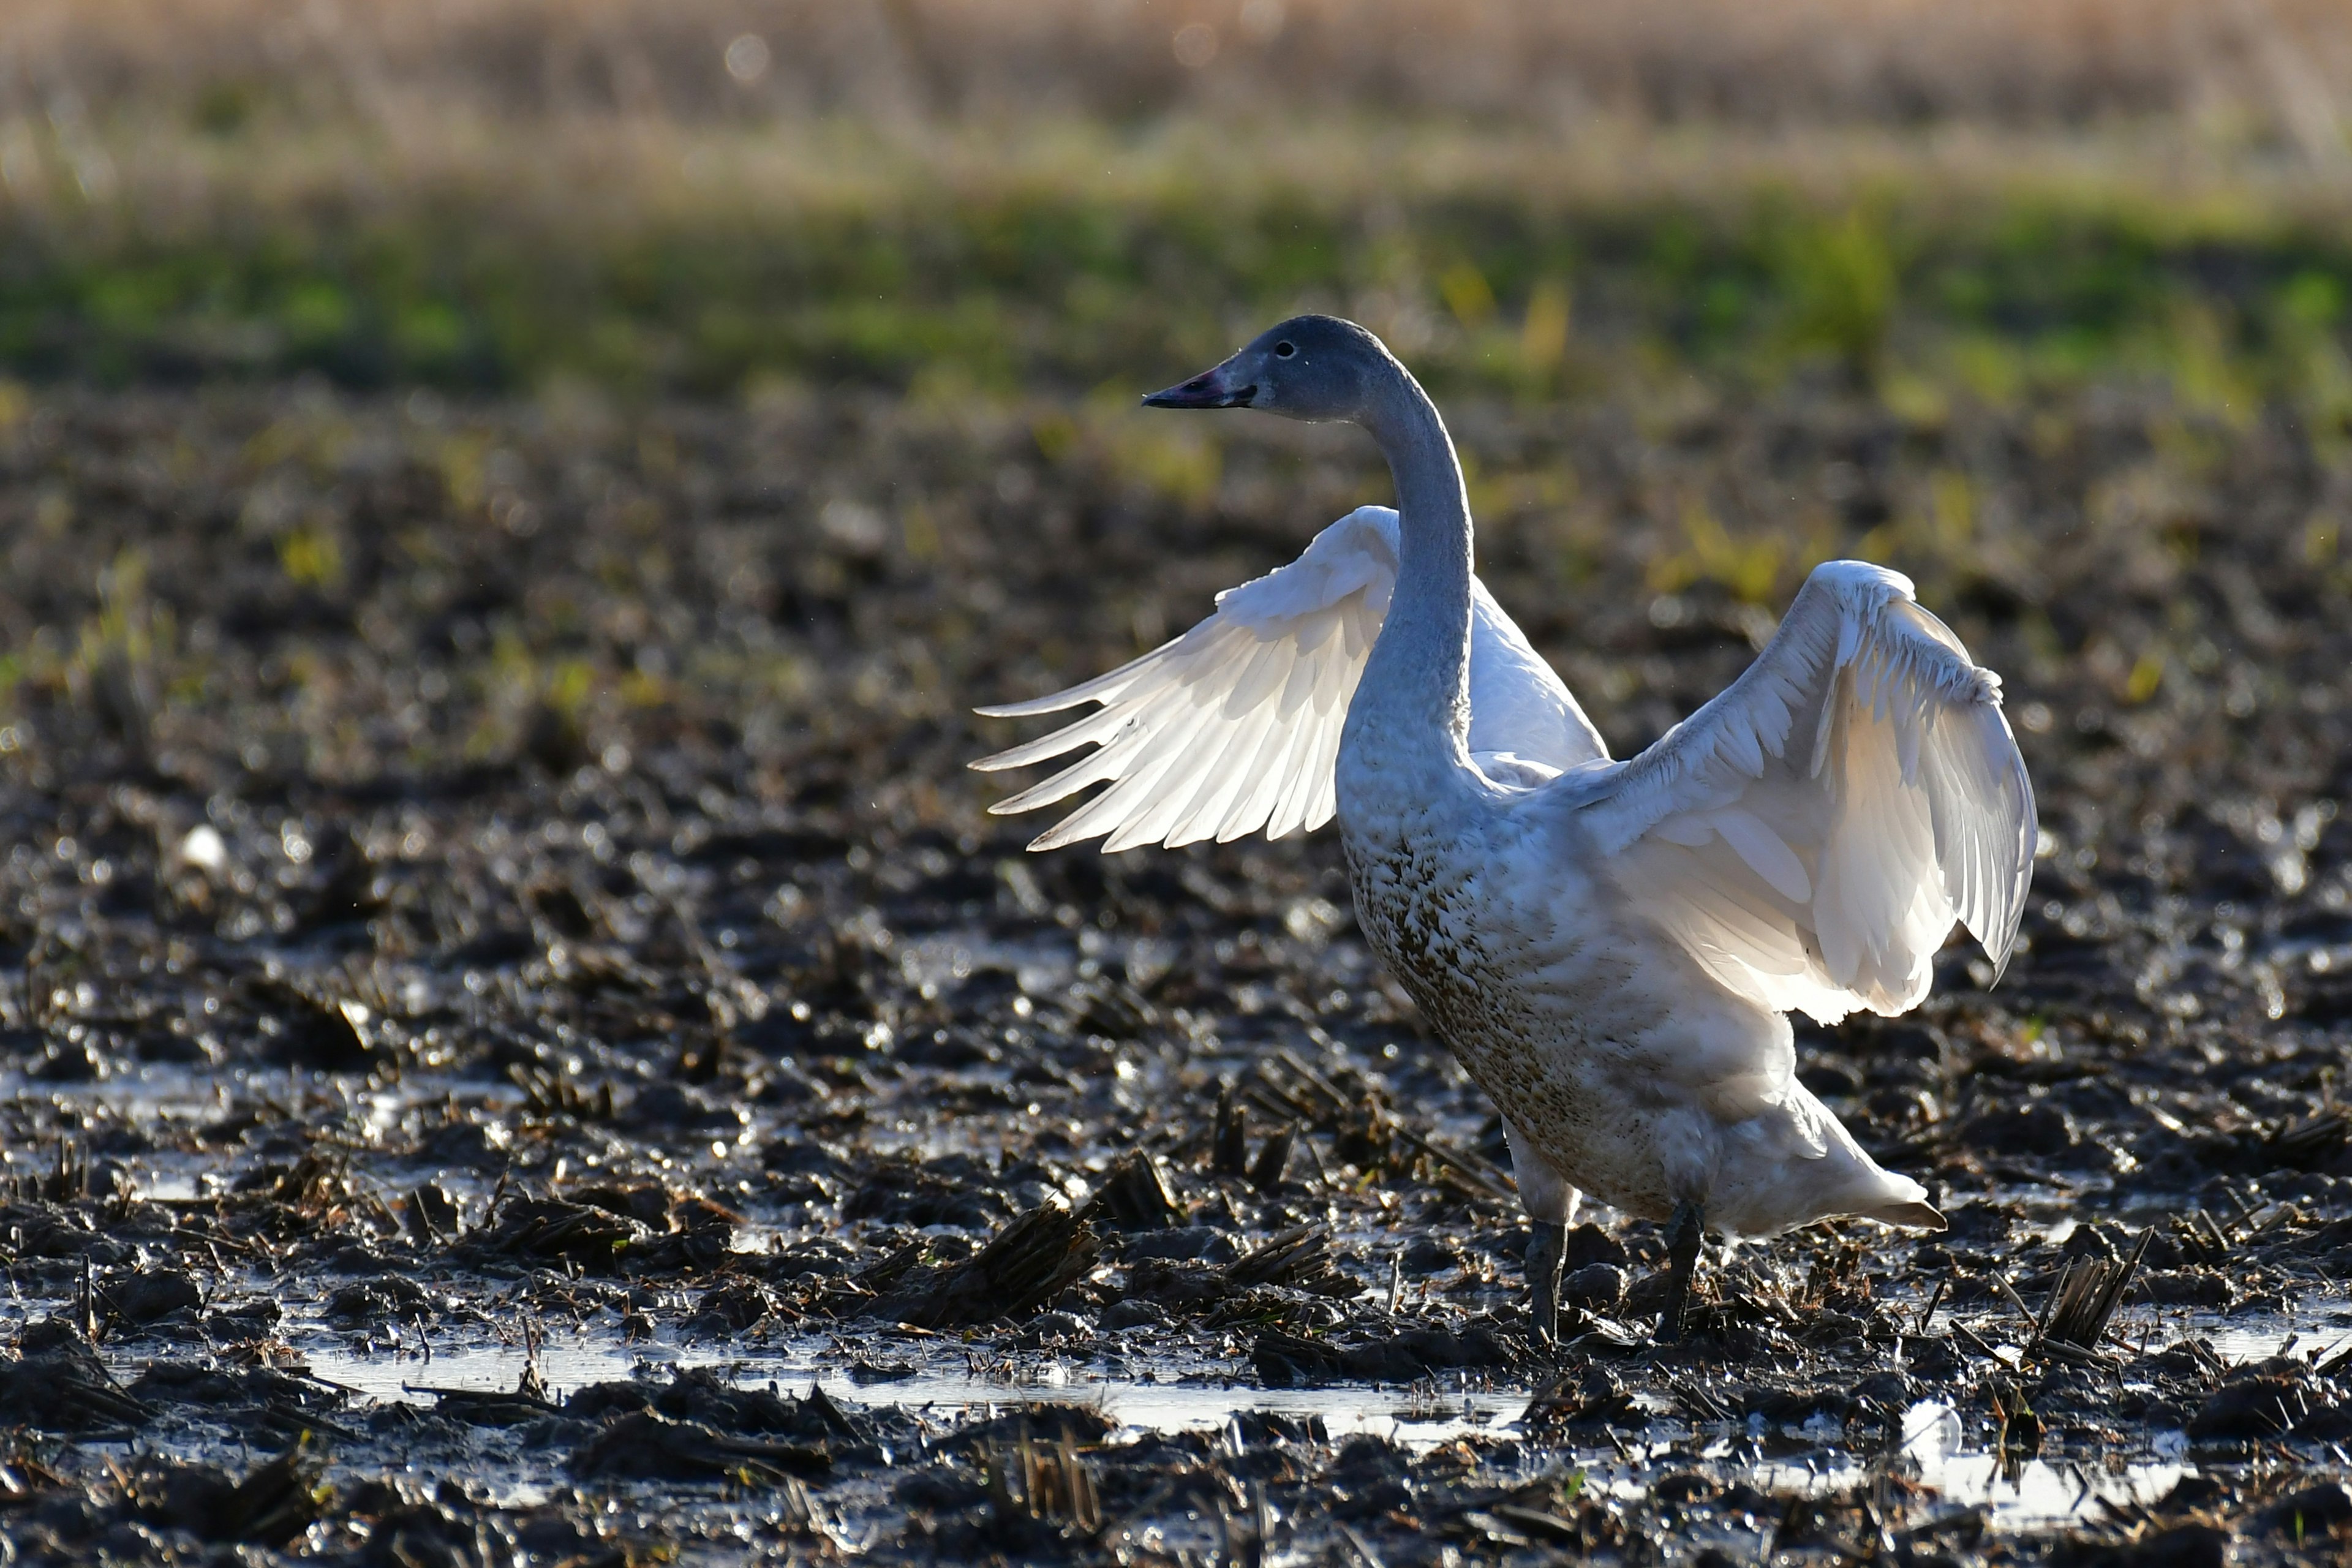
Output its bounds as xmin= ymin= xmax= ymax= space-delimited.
xmin=974 ymin=696 xmax=1080 ymax=720
xmin=1805 ymin=556 xmax=1917 ymax=603
xmin=973 ymin=504 xmax=1406 ymax=858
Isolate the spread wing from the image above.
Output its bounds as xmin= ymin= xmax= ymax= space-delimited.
xmin=973 ymin=505 xmax=1607 ymax=853
xmin=1580 ymin=560 xmax=2034 ymax=1024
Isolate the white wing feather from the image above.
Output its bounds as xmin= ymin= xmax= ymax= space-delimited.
xmin=974 ymin=505 xmax=1608 ymax=851
xmin=1580 ymin=560 xmax=2035 ymax=1024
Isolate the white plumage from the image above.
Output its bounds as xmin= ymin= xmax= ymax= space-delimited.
xmin=974 ymin=316 xmax=2035 ymax=1339
xmin=979 ymin=508 xmax=2029 ymax=1030
xmin=973 ymin=507 xmax=1609 ymax=849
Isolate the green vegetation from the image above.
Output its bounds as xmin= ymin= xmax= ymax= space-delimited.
xmin=0 ymin=113 xmax=2350 ymax=420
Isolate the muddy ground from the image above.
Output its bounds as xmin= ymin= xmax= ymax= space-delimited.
xmin=5 ymin=382 xmax=2352 ymax=1564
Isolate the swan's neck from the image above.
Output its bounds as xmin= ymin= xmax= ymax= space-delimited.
xmin=1353 ymin=364 xmax=1472 ymax=756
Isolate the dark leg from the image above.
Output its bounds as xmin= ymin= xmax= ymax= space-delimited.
xmin=1657 ymin=1199 xmax=1704 ymax=1343
xmin=1526 ymin=1221 xmax=1567 ymax=1347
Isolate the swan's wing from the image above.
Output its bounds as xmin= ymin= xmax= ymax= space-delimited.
xmin=972 ymin=505 xmax=1400 ymax=852
xmin=1467 ymin=578 xmax=1610 ymax=775
xmin=1577 ymin=560 xmax=2034 ymax=1024
xmin=973 ymin=505 xmax=1606 ymax=853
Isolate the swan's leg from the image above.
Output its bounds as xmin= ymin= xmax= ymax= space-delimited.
xmin=1503 ymin=1123 xmax=1578 ymax=1346
xmin=1526 ymin=1222 xmax=1566 ymax=1347
xmin=1657 ymin=1199 xmax=1704 ymax=1343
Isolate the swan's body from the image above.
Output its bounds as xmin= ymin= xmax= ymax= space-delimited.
xmin=974 ymin=317 xmax=2034 ymax=1337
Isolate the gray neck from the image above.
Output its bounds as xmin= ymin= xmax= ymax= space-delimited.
xmin=1353 ymin=358 xmax=1472 ymax=755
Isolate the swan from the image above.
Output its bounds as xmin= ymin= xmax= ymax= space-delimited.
xmin=971 ymin=317 xmax=2035 ymax=1343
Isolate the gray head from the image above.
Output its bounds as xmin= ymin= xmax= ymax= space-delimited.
xmin=1141 ymin=315 xmax=1400 ymax=423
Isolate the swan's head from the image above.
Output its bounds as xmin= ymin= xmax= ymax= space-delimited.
xmin=1140 ymin=315 xmax=1393 ymax=423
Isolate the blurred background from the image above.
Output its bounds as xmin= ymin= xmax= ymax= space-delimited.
xmin=8 ymin=0 xmax=2352 ymax=402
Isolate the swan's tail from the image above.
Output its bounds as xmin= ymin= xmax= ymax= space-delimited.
xmin=1719 ymin=1078 xmax=1948 ymax=1236
xmin=1836 ymin=1156 xmax=1944 ymax=1231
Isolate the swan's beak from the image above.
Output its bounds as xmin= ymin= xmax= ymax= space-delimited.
xmin=1141 ymin=356 xmax=1256 ymax=410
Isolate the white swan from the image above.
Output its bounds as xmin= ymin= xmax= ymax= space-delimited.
xmin=973 ymin=317 xmax=2035 ymax=1341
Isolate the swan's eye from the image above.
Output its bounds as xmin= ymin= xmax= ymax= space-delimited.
xmin=1274 ymin=341 xmax=1296 ymax=358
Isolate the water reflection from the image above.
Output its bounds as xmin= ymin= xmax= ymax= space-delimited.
xmin=292 ymin=1339 xmax=2198 ymax=1524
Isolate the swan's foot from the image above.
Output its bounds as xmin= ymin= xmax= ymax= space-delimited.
xmin=1526 ymin=1221 xmax=1567 ymax=1348
xmin=1657 ymin=1200 xmax=1704 ymax=1343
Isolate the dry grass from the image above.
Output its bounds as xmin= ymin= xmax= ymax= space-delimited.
xmin=4 ymin=0 xmax=2351 ymax=153
xmin=3 ymin=1 xmax=2351 ymax=404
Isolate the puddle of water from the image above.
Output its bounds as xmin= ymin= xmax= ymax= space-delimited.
xmin=853 ymin=1375 xmax=1515 ymax=1447
xmin=303 ymin=1339 xmax=664 ymax=1404
xmin=1657 ymin=1401 xmax=2187 ymax=1526
xmin=297 ymin=1336 xmax=1517 ymax=1447
xmin=1893 ymin=1401 xmax=2185 ymax=1525
xmin=126 ymin=1171 xmax=203 ymax=1202
xmin=288 ymin=1338 xmax=2198 ymax=1523
xmin=2195 ymin=1321 xmax=2352 ymax=1365
xmin=1913 ymin=1452 xmax=2186 ymax=1523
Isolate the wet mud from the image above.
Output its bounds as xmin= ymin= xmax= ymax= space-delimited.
xmin=5 ymin=385 xmax=2352 ymax=1562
